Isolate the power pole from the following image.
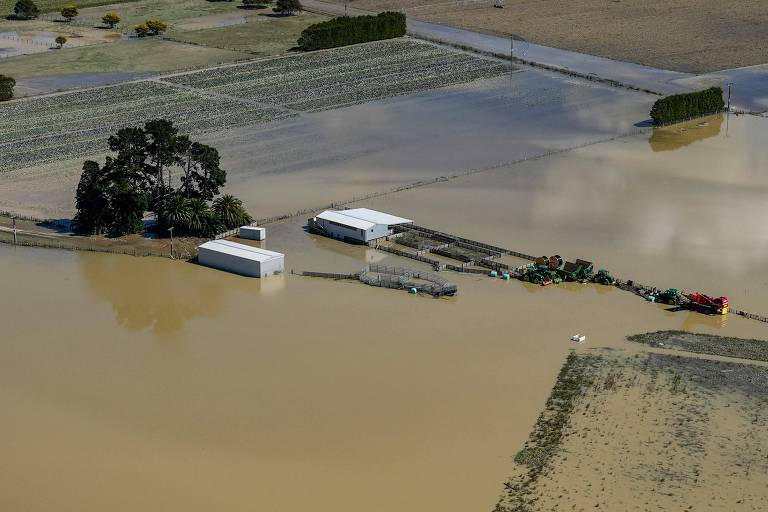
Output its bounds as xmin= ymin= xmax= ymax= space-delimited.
xmin=12 ymin=216 xmax=16 ymax=245
xmin=169 ymin=226 xmax=174 ymax=259
xmin=510 ymin=35 xmax=514 ymax=77
xmin=725 ymin=83 xmax=733 ymax=138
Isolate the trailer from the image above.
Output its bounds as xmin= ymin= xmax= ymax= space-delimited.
xmin=686 ymin=292 xmax=729 ymax=315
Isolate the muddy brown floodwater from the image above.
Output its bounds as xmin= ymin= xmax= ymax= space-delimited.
xmin=1 ymin=92 xmax=767 ymax=509
xmin=0 ymin=235 xmax=766 ymax=512
xmin=358 ymin=114 xmax=768 ymax=312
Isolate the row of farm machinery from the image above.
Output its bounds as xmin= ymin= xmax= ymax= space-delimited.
xmin=520 ymin=255 xmax=614 ymax=286
xmin=518 ymin=255 xmax=729 ymax=316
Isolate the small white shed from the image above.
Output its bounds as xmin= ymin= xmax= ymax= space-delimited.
xmin=198 ymin=240 xmax=284 ymax=278
xmin=239 ymin=225 xmax=266 ymax=240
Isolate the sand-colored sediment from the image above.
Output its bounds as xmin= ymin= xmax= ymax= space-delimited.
xmin=497 ymin=348 xmax=768 ymax=511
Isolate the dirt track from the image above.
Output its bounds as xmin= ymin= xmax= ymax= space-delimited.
xmin=334 ymin=0 xmax=768 ymax=72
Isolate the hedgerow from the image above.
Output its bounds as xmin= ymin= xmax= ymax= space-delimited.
xmin=649 ymin=87 xmax=724 ymax=125
xmin=298 ymin=12 xmax=406 ymax=51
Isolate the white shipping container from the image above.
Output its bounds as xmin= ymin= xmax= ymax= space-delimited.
xmin=239 ymin=226 xmax=266 ymax=240
xmin=198 ymin=240 xmax=284 ymax=278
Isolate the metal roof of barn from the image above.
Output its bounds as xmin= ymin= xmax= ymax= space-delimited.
xmin=337 ymin=208 xmax=413 ymax=226
xmin=198 ymin=240 xmax=284 ymax=262
xmin=316 ymin=210 xmax=376 ymax=230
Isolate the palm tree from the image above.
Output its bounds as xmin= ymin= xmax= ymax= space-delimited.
xmin=186 ymin=197 xmax=211 ymax=236
xmin=202 ymin=211 xmax=225 ymax=238
xmin=159 ymin=193 xmax=191 ymax=232
xmin=212 ymin=194 xmax=253 ymax=229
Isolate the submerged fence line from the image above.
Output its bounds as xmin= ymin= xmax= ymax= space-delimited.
xmin=212 ymin=128 xmax=652 ymax=241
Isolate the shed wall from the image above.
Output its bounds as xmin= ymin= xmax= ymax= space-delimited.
xmin=199 ymin=247 xmax=284 ymax=278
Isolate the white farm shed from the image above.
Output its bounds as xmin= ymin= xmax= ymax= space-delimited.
xmin=239 ymin=225 xmax=266 ymax=240
xmin=312 ymin=208 xmax=413 ymax=243
xmin=198 ymin=240 xmax=284 ymax=278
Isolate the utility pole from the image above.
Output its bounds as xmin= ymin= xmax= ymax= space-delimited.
xmin=725 ymin=83 xmax=733 ymax=138
xmin=345 ymin=0 xmax=348 ymax=16
xmin=12 ymin=216 xmax=17 ymax=245
xmin=169 ymin=226 xmax=174 ymax=259
xmin=510 ymin=34 xmax=514 ymax=77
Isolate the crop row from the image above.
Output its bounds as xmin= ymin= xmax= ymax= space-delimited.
xmin=1 ymin=39 xmax=507 ymax=172
xmin=165 ymin=40 xmax=450 ymax=90
xmin=0 ymin=81 xmax=293 ymax=172
xmin=164 ymin=39 xmax=508 ymax=111
xmin=253 ymin=57 xmax=505 ymax=111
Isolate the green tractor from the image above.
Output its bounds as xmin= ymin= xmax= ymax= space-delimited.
xmin=656 ymin=288 xmax=683 ymax=305
xmin=521 ymin=255 xmax=564 ymax=285
xmin=521 ymin=265 xmax=561 ymax=285
xmin=592 ymin=269 xmax=615 ymax=285
xmin=557 ymin=259 xmax=594 ymax=282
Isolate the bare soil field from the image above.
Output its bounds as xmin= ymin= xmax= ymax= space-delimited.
xmin=331 ymin=0 xmax=768 ymax=73
xmin=497 ymin=347 xmax=768 ymax=511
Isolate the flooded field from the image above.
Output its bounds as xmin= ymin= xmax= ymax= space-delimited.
xmin=1 ymin=23 xmax=767 ymax=509
xmin=0 ymin=61 xmax=653 ymax=218
xmin=1 ymin=242 xmax=766 ymax=512
xmin=353 ymin=114 xmax=768 ymax=313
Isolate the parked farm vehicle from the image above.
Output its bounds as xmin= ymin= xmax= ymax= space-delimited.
xmin=593 ymin=269 xmax=615 ymax=285
xmin=524 ymin=255 xmax=564 ymax=285
xmin=656 ymin=288 xmax=683 ymax=305
xmin=557 ymin=259 xmax=594 ymax=282
xmin=685 ymin=292 xmax=729 ymax=315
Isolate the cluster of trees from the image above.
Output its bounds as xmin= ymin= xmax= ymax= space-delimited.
xmin=277 ymin=0 xmax=302 ymax=15
xmin=298 ymin=11 xmax=406 ymax=51
xmin=75 ymin=119 xmax=252 ymax=238
xmin=135 ymin=19 xmax=168 ymax=37
xmin=12 ymin=0 xmax=39 ymax=19
xmin=0 ymin=74 xmax=14 ymax=102
xmin=209 ymin=0 xmax=300 ymax=12
xmin=274 ymin=0 xmax=302 ymax=14
xmin=650 ymin=87 xmax=725 ymax=125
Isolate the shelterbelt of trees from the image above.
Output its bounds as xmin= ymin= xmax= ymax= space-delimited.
xmin=75 ymin=119 xmax=252 ymax=238
xmin=650 ymin=87 xmax=724 ymax=125
xmin=298 ymin=12 xmax=406 ymax=51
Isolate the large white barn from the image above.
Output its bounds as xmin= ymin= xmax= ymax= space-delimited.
xmin=311 ymin=208 xmax=413 ymax=243
xmin=198 ymin=240 xmax=284 ymax=278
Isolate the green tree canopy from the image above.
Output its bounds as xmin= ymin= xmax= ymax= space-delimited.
xmin=213 ymin=194 xmax=253 ymax=229
xmin=75 ymin=119 xmax=248 ymax=238
xmin=13 ymin=0 xmax=39 ymax=19
xmin=275 ymin=0 xmax=302 ymax=15
xmin=102 ymin=12 xmax=120 ymax=28
xmin=145 ymin=19 xmax=168 ymax=35
xmin=60 ymin=4 xmax=78 ymax=21
xmin=55 ymin=35 xmax=67 ymax=48
xmin=74 ymin=158 xmax=147 ymax=237
xmin=0 ymin=74 xmax=15 ymax=102
xmin=134 ymin=24 xmax=149 ymax=37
